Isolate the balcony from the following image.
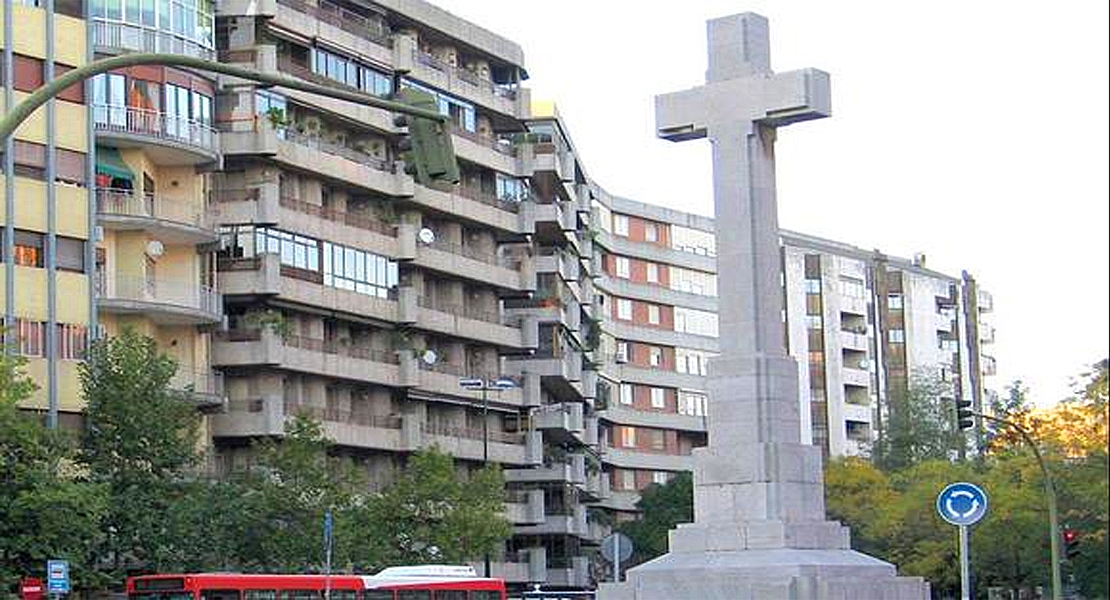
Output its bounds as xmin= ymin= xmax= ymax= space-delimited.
xmin=91 ymin=19 xmax=216 ymax=60
xmin=171 ymin=368 xmax=226 ymax=409
xmin=598 ymin=405 xmax=707 ymax=433
xmin=841 ymin=366 xmax=871 ymax=388
xmin=96 ymin=188 xmax=216 ymax=244
xmin=516 ymin=505 xmax=588 ymax=538
xmin=97 ymin=273 xmax=221 ymax=325
xmin=546 ymin=556 xmax=590 ymax=589
xmin=532 ymin=402 xmax=585 ymax=438
xmin=838 ymin=330 xmax=869 ymax=352
xmin=405 ymin=292 xmax=524 ymax=350
xmin=487 ymin=548 xmax=546 ymax=584
xmin=407 ymin=47 xmax=526 ymax=119
xmin=212 ymin=329 xmax=403 ymax=389
xmin=271 ymin=0 xmax=393 ymax=59
xmin=505 ymin=489 xmax=545 ymax=525
xmin=212 ymin=396 xmax=408 ymax=450
xmin=94 ymin=105 xmax=219 ymax=166
xmin=602 ymin=447 xmax=694 ymax=472
xmin=504 ymin=453 xmax=586 ymax=486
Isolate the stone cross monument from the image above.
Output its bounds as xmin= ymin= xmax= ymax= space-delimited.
xmin=599 ymin=14 xmax=929 ymax=600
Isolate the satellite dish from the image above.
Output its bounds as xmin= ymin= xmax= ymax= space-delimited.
xmin=145 ymin=240 xmax=165 ymax=258
xmin=421 ymin=349 xmax=438 ymax=365
xmin=858 ymin=359 xmax=871 ymax=369
xmin=417 ymin=227 xmax=436 ymax=245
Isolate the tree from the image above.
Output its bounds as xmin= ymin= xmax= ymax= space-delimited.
xmin=616 ymin=472 xmax=693 ymax=565
xmin=79 ymin=328 xmax=202 ymax=579
xmin=0 ymin=348 xmax=107 ymax=594
xmin=871 ymin=369 xmax=959 ymax=471
xmin=364 ymin=447 xmax=512 ymax=567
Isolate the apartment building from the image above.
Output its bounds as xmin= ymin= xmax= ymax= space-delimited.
xmin=3 ymin=0 xmax=93 ymax=428
xmin=207 ymin=0 xmax=603 ymax=590
xmin=89 ymin=0 xmax=225 ymax=423
xmin=589 ymin=196 xmax=997 ymax=520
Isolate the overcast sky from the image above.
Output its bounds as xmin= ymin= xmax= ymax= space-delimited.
xmin=432 ymin=1 xmax=1110 ymax=406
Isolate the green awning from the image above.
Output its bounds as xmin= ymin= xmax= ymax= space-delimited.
xmin=95 ymin=147 xmax=134 ymax=182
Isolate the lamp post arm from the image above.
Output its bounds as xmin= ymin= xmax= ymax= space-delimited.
xmin=973 ymin=411 xmax=1062 ymax=600
xmin=0 ymin=52 xmax=447 ymax=144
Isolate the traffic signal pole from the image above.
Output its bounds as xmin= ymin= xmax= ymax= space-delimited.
xmin=0 ymin=53 xmax=449 ymax=149
xmin=973 ymin=411 xmax=1062 ymax=600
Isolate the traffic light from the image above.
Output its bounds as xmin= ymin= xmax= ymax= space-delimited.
xmin=954 ymin=398 xmax=974 ymax=430
xmin=1063 ymin=528 xmax=1080 ymax=560
xmin=394 ymin=88 xmax=460 ymax=186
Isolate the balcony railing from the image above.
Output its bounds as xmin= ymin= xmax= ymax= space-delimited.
xmin=427 ymin=238 xmax=518 ymax=269
xmin=210 ymin=188 xmax=260 ymax=204
xmin=279 ymin=196 xmax=397 ymax=237
xmin=416 ymin=295 xmax=500 ymax=324
xmin=93 ymin=104 xmax=218 ymax=154
xmin=455 ymin=184 xmax=523 ymax=214
xmin=92 ymin=19 xmax=216 ymax=60
xmin=275 ymin=0 xmax=392 ymax=49
xmin=450 ymin=124 xmax=517 ymax=157
xmin=285 ymin=334 xmax=400 ymax=365
xmin=284 ymin=400 xmax=404 ymax=429
xmin=421 ymin=421 xmax=525 ymax=445
xmin=413 ymin=51 xmax=518 ymax=100
xmin=171 ymin=368 xmax=225 ymax=398
xmin=96 ymin=187 xmax=209 ymax=230
xmin=99 ymin=274 xmax=220 ymax=316
xmin=284 ymin=129 xmax=394 ymax=173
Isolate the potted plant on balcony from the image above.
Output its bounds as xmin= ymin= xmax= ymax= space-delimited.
xmin=243 ymin=309 xmax=291 ymax=340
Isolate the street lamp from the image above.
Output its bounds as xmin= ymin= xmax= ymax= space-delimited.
xmin=459 ymin=376 xmax=516 ymax=578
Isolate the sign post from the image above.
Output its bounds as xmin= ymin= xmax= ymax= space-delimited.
xmin=937 ymin=482 xmax=989 ymax=600
xmin=600 ymin=533 xmax=633 ymax=583
xmin=46 ymin=560 xmax=69 ymax=597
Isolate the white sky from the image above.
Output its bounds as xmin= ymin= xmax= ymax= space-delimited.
xmin=431 ymin=1 xmax=1110 ymax=406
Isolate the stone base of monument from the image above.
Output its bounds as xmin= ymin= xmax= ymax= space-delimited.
xmin=597 ymin=521 xmax=930 ymax=600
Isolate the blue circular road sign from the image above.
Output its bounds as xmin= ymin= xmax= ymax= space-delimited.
xmin=936 ymin=482 xmax=989 ymax=526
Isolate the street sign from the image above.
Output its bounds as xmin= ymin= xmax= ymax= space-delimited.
xmin=20 ymin=577 xmax=44 ymax=600
xmin=46 ymin=560 xmax=69 ymax=594
xmin=600 ymin=533 xmax=633 ymax=563
xmin=936 ymin=482 xmax=989 ymax=527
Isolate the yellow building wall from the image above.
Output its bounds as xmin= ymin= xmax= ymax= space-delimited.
xmin=57 ymin=270 xmax=90 ymax=323
xmin=20 ymin=359 xmax=83 ymax=411
xmin=0 ymin=5 xmax=87 ymax=66
xmin=0 ymin=176 xmax=89 ymax=237
xmin=10 ymin=266 xmax=48 ymax=321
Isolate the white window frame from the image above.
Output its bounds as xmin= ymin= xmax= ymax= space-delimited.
xmin=619 ymin=383 xmax=634 ymax=405
xmin=613 ymin=214 xmax=629 ymax=237
xmin=644 ymin=222 xmax=657 ymax=242
xmin=649 ymin=346 xmax=662 ymax=367
xmin=650 ymin=387 xmax=666 ymax=409
xmin=617 ymin=298 xmax=633 ymax=320
xmin=615 ymin=256 xmax=631 ymax=279
xmin=646 ymin=262 xmax=659 ymax=283
xmin=647 ymin=304 xmax=660 ymax=325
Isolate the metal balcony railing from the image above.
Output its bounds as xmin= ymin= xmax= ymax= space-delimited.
xmin=413 ymin=50 xmax=518 ymax=100
xmin=420 ymin=421 xmax=525 ymax=445
xmin=275 ymin=0 xmax=392 ymax=48
xmin=283 ymin=400 xmax=404 ymax=429
xmin=416 ymin=295 xmax=500 ymax=324
xmin=284 ymin=129 xmax=394 ymax=173
xmin=92 ymin=19 xmax=216 ymax=60
xmin=454 ymin=184 xmax=523 ymax=213
xmin=93 ymin=104 xmax=218 ymax=154
xmin=99 ymin=274 xmax=220 ymax=317
xmin=278 ymin=196 xmax=397 ymax=237
xmin=171 ymin=368 xmax=225 ymax=397
xmin=96 ymin=188 xmax=209 ymax=230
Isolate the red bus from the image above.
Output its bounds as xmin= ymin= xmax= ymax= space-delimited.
xmin=126 ymin=566 xmax=506 ymax=600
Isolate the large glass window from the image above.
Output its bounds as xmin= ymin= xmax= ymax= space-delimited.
xmin=401 ymin=79 xmax=475 ymax=132
xmin=674 ymin=307 xmax=718 ymax=337
xmin=495 ymin=173 xmax=527 ymax=203
xmin=93 ymin=0 xmax=215 ymax=51
xmin=312 ymin=48 xmax=392 ymax=97
xmin=322 ymin=241 xmax=397 ymax=298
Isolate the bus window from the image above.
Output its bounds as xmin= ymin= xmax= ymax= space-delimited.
xmin=396 ymin=592 xmax=431 ymax=600
xmin=244 ymin=592 xmax=276 ymax=600
xmin=363 ymin=592 xmax=393 ymax=600
xmin=201 ymin=591 xmax=241 ymax=600
xmin=328 ymin=592 xmax=357 ymax=600
xmin=433 ymin=592 xmax=465 ymax=600
xmin=470 ymin=593 xmax=501 ymax=600
xmin=277 ymin=591 xmax=318 ymax=600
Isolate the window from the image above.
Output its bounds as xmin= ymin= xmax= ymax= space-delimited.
xmin=653 ymin=471 xmax=670 ymax=485
xmin=621 ymin=469 xmax=635 ymax=491
xmin=56 ymin=323 xmax=88 ymax=359
xmin=616 ymin=298 xmax=632 ymax=320
xmin=14 ymin=231 xmax=44 ymax=267
xmin=644 ymin=222 xmax=657 ymax=242
xmin=401 ymin=79 xmax=474 ymax=131
xmin=244 ymin=592 xmax=277 ymax=600
xmin=676 ymin=348 xmax=710 ymax=376
xmin=649 ymin=429 xmax=665 ymax=450
xmin=671 ymin=224 xmax=716 ymax=256
xmin=648 ymin=346 xmax=662 ymax=367
xmin=805 ymin=279 xmax=822 ymax=294
xmin=614 ymin=256 xmax=630 ymax=278
xmin=678 ymin=390 xmax=708 ymax=416
xmin=56 ymin=237 xmax=86 ymax=272
xmin=888 ymin=294 xmax=904 ymax=310
xmin=805 ymin=315 xmax=823 ymax=330
xmin=619 ymin=383 xmax=633 ymax=405
xmin=613 ymin=214 xmax=629 ymax=237
xmin=620 ymin=426 xmax=636 ymax=448
xmin=615 ymin=341 xmax=629 ymax=363
xmin=323 ymin=241 xmax=398 ymax=298
xmin=255 ymin=228 xmax=319 ymax=272
xmin=840 ymin=276 xmax=866 ymax=299
xmin=495 ymin=173 xmax=527 ymax=203
xmin=647 ymin=304 xmax=660 ymax=325
xmin=16 ymin=319 xmax=46 ymax=357
xmin=646 ymin=262 xmax=659 ymax=283
xmin=312 ymin=47 xmax=393 ymax=97
xmin=434 ymin=592 xmax=466 ymax=600
xmin=889 ymin=329 xmax=905 ymax=343
xmin=397 ymin=592 xmax=431 ymax=600
xmin=674 ymin=307 xmax=718 ymax=337
xmin=256 ymin=90 xmax=288 ymax=138
xmin=650 ymin=387 xmax=666 ymax=409
xmin=92 ymin=73 xmax=126 ymax=127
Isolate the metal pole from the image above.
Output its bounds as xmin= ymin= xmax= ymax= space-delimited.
xmin=0 ymin=53 xmax=449 ymax=145
xmin=482 ymin=382 xmax=490 ymax=578
xmin=959 ymin=525 xmax=970 ymax=600
xmin=974 ymin=411 xmax=1062 ymax=600
xmin=614 ymin=536 xmax=622 ymax=583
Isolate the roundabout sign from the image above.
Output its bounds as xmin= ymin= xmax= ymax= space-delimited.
xmin=936 ymin=481 xmax=988 ymax=526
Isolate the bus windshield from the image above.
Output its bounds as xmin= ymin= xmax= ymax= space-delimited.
xmin=131 ymin=593 xmax=193 ymax=600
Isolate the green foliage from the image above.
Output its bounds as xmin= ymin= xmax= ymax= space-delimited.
xmin=366 ymin=447 xmax=512 ymax=566
xmin=0 ymin=346 xmax=108 ymax=595
xmin=79 ymin=328 xmax=202 ymax=580
xmin=617 ymin=472 xmax=693 ymax=565
xmin=871 ymin=370 xmax=959 ymax=471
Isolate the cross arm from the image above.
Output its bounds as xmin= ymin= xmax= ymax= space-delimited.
xmin=756 ymin=68 xmax=831 ymax=127
xmin=655 ymin=86 xmax=709 ymax=142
